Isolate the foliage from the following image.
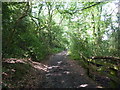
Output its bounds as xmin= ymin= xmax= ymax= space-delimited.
xmin=2 ymin=1 xmax=120 ymax=88
xmin=2 ymin=2 xmax=67 ymax=61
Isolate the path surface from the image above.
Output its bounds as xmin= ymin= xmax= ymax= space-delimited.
xmin=41 ymin=51 xmax=102 ymax=88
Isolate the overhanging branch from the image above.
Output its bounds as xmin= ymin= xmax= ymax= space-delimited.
xmin=81 ymin=2 xmax=101 ymax=11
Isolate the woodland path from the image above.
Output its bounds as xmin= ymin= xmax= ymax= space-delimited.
xmin=40 ymin=51 xmax=102 ymax=88
xmin=2 ymin=51 xmax=103 ymax=88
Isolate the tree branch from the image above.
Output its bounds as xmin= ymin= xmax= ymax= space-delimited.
xmin=15 ymin=2 xmax=30 ymax=25
xmin=81 ymin=2 xmax=101 ymax=11
xmin=5 ymin=2 xmax=30 ymax=48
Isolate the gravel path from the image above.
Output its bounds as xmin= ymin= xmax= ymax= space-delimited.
xmin=41 ymin=51 xmax=102 ymax=88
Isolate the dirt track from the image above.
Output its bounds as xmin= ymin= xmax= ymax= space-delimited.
xmin=40 ymin=51 xmax=102 ymax=88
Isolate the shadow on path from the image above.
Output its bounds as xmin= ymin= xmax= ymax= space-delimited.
xmin=41 ymin=51 xmax=102 ymax=88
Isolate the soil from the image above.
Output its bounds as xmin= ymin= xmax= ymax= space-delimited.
xmin=2 ymin=51 xmax=103 ymax=88
xmin=39 ymin=51 xmax=102 ymax=88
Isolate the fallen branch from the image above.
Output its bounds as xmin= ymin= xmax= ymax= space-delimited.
xmin=89 ymin=56 xmax=120 ymax=60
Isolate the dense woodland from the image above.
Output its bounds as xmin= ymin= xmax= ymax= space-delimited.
xmin=2 ymin=1 xmax=120 ymax=88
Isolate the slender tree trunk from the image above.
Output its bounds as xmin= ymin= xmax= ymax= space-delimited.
xmin=117 ymin=0 xmax=120 ymax=57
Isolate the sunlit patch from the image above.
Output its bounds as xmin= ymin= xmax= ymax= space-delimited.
xmin=80 ymin=74 xmax=84 ymax=76
xmin=47 ymin=67 xmax=52 ymax=69
xmin=63 ymin=71 xmax=70 ymax=74
xmin=33 ymin=65 xmax=48 ymax=72
xmin=43 ymin=64 xmax=48 ymax=68
xmin=11 ymin=69 xmax=16 ymax=72
xmin=96 ymin=86 xmax=103 ymax=88
xmin=46 ymin=73 xmax=62 ymax=76
xmin=46 ymin=73 xmax=53 ymax=76
xmin=61 ymin=80 xmax=65 ymax=83
xmin=3 ymin=58 xmax=28 ymax=64
xmin=2 ymin=72 xmax=8 ymax=76
xmin=57 ymin=61 xmax=62 ymax=64
xmin=32 ymin=61 xmax=48 ymax=68
xmin=105 ymin=77 xmax=109 ymax=79
xmin=16 ymin=60 xmax=26 ymax=63
xmin=77 ymin=84 xmax=88 ymax=88
xmin=51 ymin=66 xmax=60 ymax=68
xmin=56 ymin=51 xmax=67 ymax=56
xmin=8 ymin=60 xmax=16 ymax=63
xmin=47 ymin=66 xmax=60 ymax=70
xmin=33 ymin=65 xmax=61 ymax=72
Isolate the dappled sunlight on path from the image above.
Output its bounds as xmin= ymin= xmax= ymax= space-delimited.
xmin=41 ymin=51 xmax=102 ymax=88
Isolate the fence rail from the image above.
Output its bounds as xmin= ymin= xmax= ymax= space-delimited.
xmin=84 ymin=56 xmax=120 ymax=85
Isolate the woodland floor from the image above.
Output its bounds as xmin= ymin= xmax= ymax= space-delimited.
xmin=2 ymin=51 xmax=104 ymax=88
xmin=24 ymin=51 xmax=103 ymax=88
xmin=40 ymin=51 xmax=102 ymax=88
